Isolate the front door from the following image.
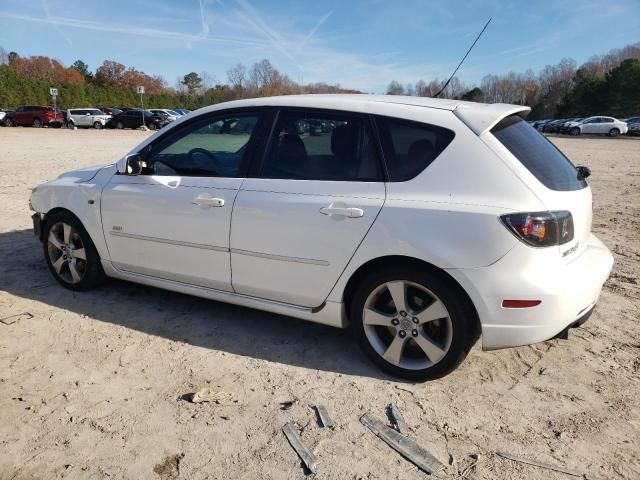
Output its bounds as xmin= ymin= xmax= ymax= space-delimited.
xmin=101 ymin=110 xmax=262 ymax=290
xmin=230 ymin=109 xmax=386 ymax=307
xmin=581 ymin=118 xmax=600 ymax=134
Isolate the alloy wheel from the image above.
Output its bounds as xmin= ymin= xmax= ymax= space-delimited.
xmin=362 ymin=280 xmax=453 ymax=370
xmin=47 ymin=222 xmax=88 ymax=284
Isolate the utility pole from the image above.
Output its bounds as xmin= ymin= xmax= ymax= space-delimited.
xmin=49 ymin=87 xmax=58 ymax=125
xmin=137 ymin=86 xmax=146 ymax=128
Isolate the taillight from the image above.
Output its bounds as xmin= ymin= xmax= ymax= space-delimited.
xmin=500 ymin=211 xmax=573 ymax=247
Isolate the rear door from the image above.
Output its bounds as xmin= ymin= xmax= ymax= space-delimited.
xmin=230 ymin=108 xmax=386 ymax=308
xmin=581 ymin=117 xmax=600 ymax=134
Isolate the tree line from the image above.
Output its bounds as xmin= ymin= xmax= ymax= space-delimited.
xmin=386 ymin=42 xmax=640 ymax=119
xmin=0 ymin=42 xmax=638 ymax=118
xmin=0 ymin=48 xmax=359 ymax=110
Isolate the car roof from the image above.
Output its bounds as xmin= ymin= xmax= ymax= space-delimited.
xmin=193 ymin=94 xmax=531 ymax=136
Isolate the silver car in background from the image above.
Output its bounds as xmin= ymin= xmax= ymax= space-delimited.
xmin=566 ymin=116 xmax=628 ymax=137
xmin=66 ymin=108 xmax=111 ymax=129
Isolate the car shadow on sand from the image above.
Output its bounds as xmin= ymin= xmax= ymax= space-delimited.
xmin=1 ymin=228 xmax=393 ymax=380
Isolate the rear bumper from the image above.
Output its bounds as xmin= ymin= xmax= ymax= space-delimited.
xmin=447 ymin=233 xmax=614 ymax=350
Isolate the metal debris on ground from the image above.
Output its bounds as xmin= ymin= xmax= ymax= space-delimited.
xmin=189 ymin=388 xmax=236 ymax=405
xmin=315 ymin=405 xmax=334 ymax=428
xmin=360 ymin=413 xmax=444 ymax=475
xmin=496 ymin=452 xmax=583 ymax=477
xmin=279 ymin=399 xmax=298 ymax=411
xmin=0 ymin=312 xmax=33 ymax=325
xmin=388 ymin=404 xmax=408 ymax=433
xmin=282 ymin=422 xmax=317 ymax=473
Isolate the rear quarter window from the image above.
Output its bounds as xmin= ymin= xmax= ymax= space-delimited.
xmin=491 ymin=115 xmax=587 ymax=191
xmin=375 ymin=116 xmax=455 ymax=182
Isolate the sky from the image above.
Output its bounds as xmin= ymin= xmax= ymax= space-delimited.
xmin=0 ymin=0 xmax=639 ymax=93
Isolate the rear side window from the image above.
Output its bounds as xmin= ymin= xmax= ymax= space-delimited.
xmin=260 ymin=110 xmax=383 ymax=182
xmin=375 ymin=116 xmax=455 ymax=181
xmin=491 ymin=115 xmax=586 ymax=191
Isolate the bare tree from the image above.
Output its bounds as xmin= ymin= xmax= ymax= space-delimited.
xmin=386 ymin=80 xmax=405 ymax=95
xmin=226 ymin=63 xmax=247 ymax=90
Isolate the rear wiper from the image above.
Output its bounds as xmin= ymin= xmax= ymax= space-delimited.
xmin=576 ymin=165 xmax=591 ymax=179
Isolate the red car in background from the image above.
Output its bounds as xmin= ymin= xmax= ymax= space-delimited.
xmin=4 ymin=106 xmax=64 ymax=127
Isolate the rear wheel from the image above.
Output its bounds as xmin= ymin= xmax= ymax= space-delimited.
xmin=33 ymin=118 xmax=42 ymax=128
xmin=350 ymin=266 xmax=473 ymax=381
xmin=43 ymin=211 xmax=106 ymax=291
xmin=66 ymin=121 xmax=75 ymax=129
xmin=147 ymin=122 xmax=157 ymax=130
xmin=5 ymin=118 xmax=14 ymax=127
xmin=609 ymin=128 xmax=620 ymax=137
xmin=116 ymin=121 xmax=124 ymax=129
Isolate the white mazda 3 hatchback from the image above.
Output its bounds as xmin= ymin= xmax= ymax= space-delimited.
xmin=29 ymin=95 xmax=614 ymax=380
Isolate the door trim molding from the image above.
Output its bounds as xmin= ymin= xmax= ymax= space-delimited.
xmin=231 ymin=248 xmax=330 ymax=266
xmin=109 ymin=230 xmax=228 ymax=252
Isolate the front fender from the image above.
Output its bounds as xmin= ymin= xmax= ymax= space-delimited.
xmin=31 ymin=165 xmax=116 ymax=260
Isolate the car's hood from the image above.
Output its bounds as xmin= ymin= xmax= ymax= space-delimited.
xmin=57 ymin=164 xmax=109 ymax=182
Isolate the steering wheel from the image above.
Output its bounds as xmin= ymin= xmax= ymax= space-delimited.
xmin=188 ymin=148 xmax=220 ymax=175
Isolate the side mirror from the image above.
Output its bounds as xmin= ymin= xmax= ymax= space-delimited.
xmin=118 ymin=154 xmax=144 ymax=175
xmin=577 ymin=165 xmax=591 ymax=179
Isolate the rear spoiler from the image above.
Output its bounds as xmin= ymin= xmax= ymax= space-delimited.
xmin=453 ymin=104 xmax=531 ymax=136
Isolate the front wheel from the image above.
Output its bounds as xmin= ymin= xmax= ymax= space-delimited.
xmin=609 ymin=128 xmax=620 ymax=137
xmin=33 ymin=118 xmax=42 ymax=128
xmin=93 ymin=121 xmax=103 ymax=129
xmin=116 ymin=121 xmax=124 ymax=129
xmin=43 ymin=211 xmax=106 ymax=291
xmin=570 ymin=127 xmax=580 ymax=136
xmin=147 ymin=122 xmax=157 ymax=130
xmin=350 ymin=266 xmax=474 ymax=381
xmin=5 ymin=118 xmax=14 ymax=127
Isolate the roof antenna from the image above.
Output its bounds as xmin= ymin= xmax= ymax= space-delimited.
xmin=433 ymin=17 xmax=492 ymax=98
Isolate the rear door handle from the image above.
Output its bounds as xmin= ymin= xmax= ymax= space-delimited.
xmin=319 ymin=206 xmax=364 ymax=218
xmin=192 ymin=195 xmax=225 ymax=208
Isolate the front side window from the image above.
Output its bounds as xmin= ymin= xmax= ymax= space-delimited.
xmin=491 ymin=115 xmax=586 ymax=191
xmin=375 ymin=116 xmax=455 ymax=181
xmin=143 ymin=113 xmax=260 ymax=177
xmin=261 ymin=111 xmax=382 ymax=181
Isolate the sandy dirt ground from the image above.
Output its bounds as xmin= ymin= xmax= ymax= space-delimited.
xmin=0 ymin=128 xmax=639 ymax=480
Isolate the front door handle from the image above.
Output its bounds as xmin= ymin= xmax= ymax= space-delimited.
xmin=319 ymin=205 xmax=364 ymax=218
xmin=192 ymin=195 xmax=225 ymax=208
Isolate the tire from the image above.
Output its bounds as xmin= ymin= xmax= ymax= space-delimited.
xmin=116 ymin=121 xmax=124 ymax=129
xmin=609 ymin=128 xmax=620 ymax=138
xmin=147 ymin=122 xmax=157 ymax=130
xmin=33 ymin=118 xmax=42 ymax=128
xmin=42 ymin=211 xmax=106 ymax=291
xmin=350 ymin=266 xmax=474 ymax=381
xmin=570 ymin=127 xmax=580 ymax=136
xmin=66 ymin=121 xmax=75 ymax=129
xmin=93 ymin=121 xmax=103 ymax=129
xmin=5 ymin=118 xmax=14 ymax=127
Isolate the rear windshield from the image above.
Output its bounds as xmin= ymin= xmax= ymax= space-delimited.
xmin=491 ymin=116 xmax=587 ymax=191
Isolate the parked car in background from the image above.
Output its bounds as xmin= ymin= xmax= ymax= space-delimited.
xmin=98 ymin=107 xmax=123 ymax=116
xmin=542 ymin=119 xmax=565 ymax=133
xmin=3 ymin=106 xmax=64 ymax=127
xmin=149 ymin=109 xmax=181 ymax=121
xmin=624 ymin=117 xmax=640 ymax=136
xmin=29 ymin=94 xmax=613 ymax=380
xmin=66 ymin=108 xmax=112 ymax=129
xmin=559 ymin=118 xmax=585 ymax=134
xmin=172 ymin=108 xmax=191 ymax=115
xmin=531 ymin=119 xmax=550 ymax=130
xmin=0 ymin=109 xmax=14 ymax=126
xmin=107 ymin=110 xmax=170 ymax=130
xmin=566 ymin=116 xmax=628 ymax=137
